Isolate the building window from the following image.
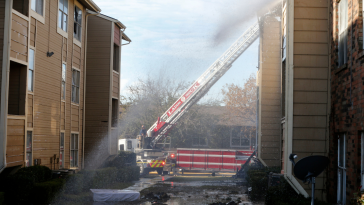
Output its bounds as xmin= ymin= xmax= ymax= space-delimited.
xmin=74 ymin=6 xmax=82 ymax=41
xmin=338 ymin=0 xmax=348 ymax=67
xmin=60 ymin=133 xmax=65 ymax=168
xmin=337 ymin=134 xmax=346 ymax=204
xmin=58 ymin=0 xmax=68 ymax=32
xmin=127 ymin=140 xmax=132 ymax=149
xmin=192 ymin=135 xmax=208 ymax=147
xmin=113 ymin=44 xmax=120 ymax=72
xmin=31 ymin=0 xmax=43 ymax=16
xmin=72 ymin=69 xmax=80 ymax=104
xmin=61 ymin=64 xmax=66 ymax=100
xmin=70 ymin=133 xmax=78 ymax=167
xmin=230 ymin=127 xmax=251 ymax=147
xmin=26 ymin=131 xmax=32 ymax=167
xmin=28 ymin=49 xmax=35 ymax=92
xmin=112 ymin=99 xmax=118 ymax=127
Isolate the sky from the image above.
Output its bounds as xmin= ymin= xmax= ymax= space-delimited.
xmin=92 ymin=0 xmax=271 ymax=102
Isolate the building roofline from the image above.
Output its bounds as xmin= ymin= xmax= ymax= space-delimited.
xmin=87 ymin=10 xmax=126 ymax=29
xmin=80 ymin=0 xmax=101 ymax=12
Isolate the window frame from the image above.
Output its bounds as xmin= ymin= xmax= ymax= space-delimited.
xmin=57 ymin=0 xmax=68 ymax=38
xmin=30 ymin=0 xmax=45 ymax=24
xmin=60 ymin=132 xmax=65 ymax=168
xmin=73 ymin=5 xmax=82 ymax=44
xmin=338 ymin=0 xmax=348 ymax=68
xmin=70 ymin=133 xmax=79 ymax=168
xmin=71 ymin=68 xmax=80 ymax=104
xmin=337 ymin=134 xmax=346 ymax=204
xmin=28 ymin=48 xmax=35 ymax=92
xmin=26 ymin=131 xmax=33 ymax=167
xmin=61 ymin=63 xmax=66 ymax=101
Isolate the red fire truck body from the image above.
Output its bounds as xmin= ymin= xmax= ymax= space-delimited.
xmin=176 ymin=148 xmax=254 ymax=171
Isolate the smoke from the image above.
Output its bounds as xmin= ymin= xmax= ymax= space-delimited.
xmin=213 ymin=0 xmax=281 ymax=44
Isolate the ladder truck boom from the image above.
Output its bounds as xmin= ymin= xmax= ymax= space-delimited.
xmin=147 ymin=22 xmax=260 ymax=148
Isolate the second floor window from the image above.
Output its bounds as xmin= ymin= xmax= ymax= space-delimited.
xmin=31 ymin=0 xmax=43 ymax=16
xmin=72 ymin=69 xmax=80 ymax=104
xmin=28 ymin=49 xmax=35 ymax=92
xmin=61 ymin=64 xmax=66 ymax=100
xmin=58 ymin=0 xmax=68 ymax=32
xmin=74 ymin=6 xmax=82 ymax=41
xmin=338 ymin=0 xmax=348 ymax=67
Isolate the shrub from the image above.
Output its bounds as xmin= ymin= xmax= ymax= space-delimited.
xmin=33 ymin=178 xmax=65 ymax=204
xmin=105 ymin=151 xmax=137 ymax=168
xmin=0 ymin=192 xmax=4 ymax=205
xmin=64 ymin=174 xmax=84 ymax=194
xmin=246 ymin=170 xmax=268 ymax=201
xmin=117 ymin=166 xmax=140 ymax=182
xmin=81 ymin=167 xmax=118 ymax=191
xmin=265 ymin=177 xmax=331 ymax=205
xmin=16 ymin=165 xmax=52 ymax=183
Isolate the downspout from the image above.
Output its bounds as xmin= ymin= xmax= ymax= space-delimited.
xmin=82 ymin=10 xmax=100 ymax=169
xmin=0 ymin=0 xmax=13 ymax=173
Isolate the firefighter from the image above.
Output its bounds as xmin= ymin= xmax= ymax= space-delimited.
xmin=139 ymin=125 xmax=147 ymax=148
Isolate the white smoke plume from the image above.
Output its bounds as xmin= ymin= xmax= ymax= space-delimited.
xmin=213 ymin=0 xmax=281 ymax=44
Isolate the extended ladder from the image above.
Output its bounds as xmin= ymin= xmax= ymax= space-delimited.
xmin=148 ymin=22 xmax=260 ymax=148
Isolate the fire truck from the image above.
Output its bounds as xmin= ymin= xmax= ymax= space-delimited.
xmin=123 ymin=22 xmax=260 ymax=176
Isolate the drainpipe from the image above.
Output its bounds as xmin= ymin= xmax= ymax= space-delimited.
xmin=82 ymin=10 xmax=100 ymax=169
xmin=0 ymin=0 xmax=13 ymax=174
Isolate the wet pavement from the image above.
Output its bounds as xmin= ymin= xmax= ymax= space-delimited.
xmin=124 ymin=175 xmax=252 ymax=205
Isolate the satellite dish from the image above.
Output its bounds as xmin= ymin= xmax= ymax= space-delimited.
xmin=293 ymin=155 xmax=329 ymax=181
xmin=289 ymin=154 xmax=329 ymax=205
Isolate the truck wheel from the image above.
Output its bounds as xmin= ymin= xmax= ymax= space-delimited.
xmin=143 ymin=168 xmax=149 ymax=175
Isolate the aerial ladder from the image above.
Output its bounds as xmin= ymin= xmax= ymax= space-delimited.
xmin=147 ymin=22 xmax=260 ymax=148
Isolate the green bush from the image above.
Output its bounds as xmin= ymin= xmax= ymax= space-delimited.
xmin=0 ymin=192 xmax=4 ymax=205
xmin=33 ymin=178 xmax=65 ymax=204
xmin=117 ymin=166 xmax=140 ymax=182
xmin=265 ymin=177 xmax=331 ymax=205
xmin=2 ymin=166 xmax=57 ymax=204
xmin=105 ymin=151 xmax=137 ymax=168
xmin=81 ymin=167 xmax=118 ymax=191
xmin=16 ymin=165 xmax=52 ymax=183
xmin=246 ymin=170 xmax=268 ymax=201
xmin=64 ymin=174 xmax=84 ymax=194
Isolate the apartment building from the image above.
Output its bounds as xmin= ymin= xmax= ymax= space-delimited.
xmin=328 ymin=0 xmax=364 ymax=204
xmin=84 ymin=12 xmax=131 ymax=169
xmin=257 ymin=0 xmax=331 ymax=201
xmin=256 ymin=11 xmax=282 ymax=167
xmin=0 ymin=0 xmax=105 ymax=174
xmin=280 ymin=0 xmax=330 ymax=201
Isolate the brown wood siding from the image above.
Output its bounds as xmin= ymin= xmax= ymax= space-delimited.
xmin=71 ymin=105 xmax=79 ymax=132
xmin=62 ymin=38 xmax=67 ymax=62
xmin=258 ymin=15 xmax=281 ymax=167
xmin=85 ymin=15 xmax=112 ymax=168
xmin=27 ymin=94 xmax=33 ymax=127
xmin=292 ymin=0 xmax=329 ymax=200
xmin=6 ymin=118 xmax=25 ymax=166
xmin=30 ymin=0 xmax=86 ymax=170
xmin=112 ymin=72 xmax=119 ymax=98
xmin=10 ymin=12 xmax=28 ymax=62
xmin=30 ymin=17 xmax=35 ymax=47
xmin=73 ymin=45 xmax=81 ymax=69
xmin=61 ymin=101 xmax=65 ymax=130
xmin=114 ymin=24 xmax=120 ymax=46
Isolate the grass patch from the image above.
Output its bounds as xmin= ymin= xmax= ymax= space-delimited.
xmin=165 ymin=176 xmax=235 ymax=182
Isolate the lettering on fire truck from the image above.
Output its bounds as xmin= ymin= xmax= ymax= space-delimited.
xmin=167 ymin=82 xmax=200 ymax=117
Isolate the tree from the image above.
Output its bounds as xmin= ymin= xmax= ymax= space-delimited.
xmin=221 ymin=73 xmax=257 ymax=129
